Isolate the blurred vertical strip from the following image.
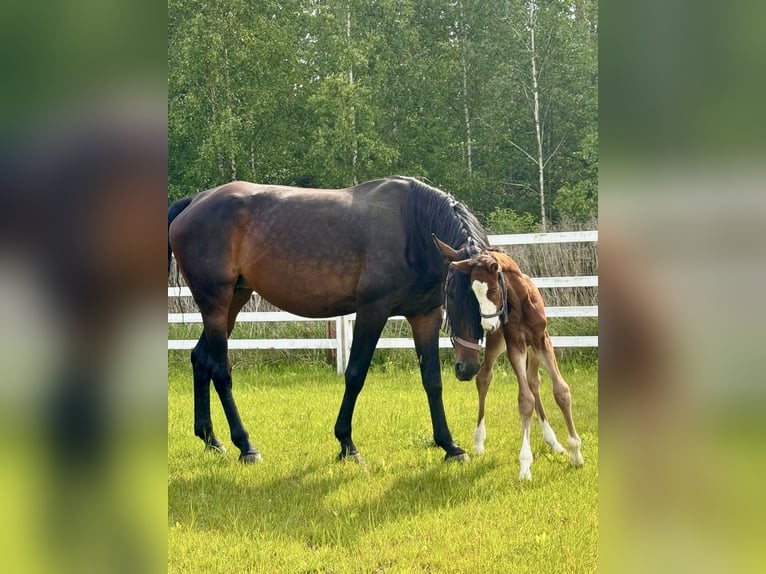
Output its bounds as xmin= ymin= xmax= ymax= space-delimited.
xmin=601 ymin=0 xmax=766 ymax=572
xmin=0 ymin=1 xmax=167 ymax=573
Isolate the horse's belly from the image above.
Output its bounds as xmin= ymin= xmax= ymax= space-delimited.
xmin=241 ymin=261 xmax=360 ymax=318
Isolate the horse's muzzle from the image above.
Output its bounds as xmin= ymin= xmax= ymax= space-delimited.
xmin=454 ymin=359 xmax=479 ymax=381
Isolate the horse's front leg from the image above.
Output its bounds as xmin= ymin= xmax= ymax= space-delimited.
xmin=408 ymin=307 xmax=468 ymax=462
xmin=333 ymin=311 xmax=388 ymax=462
xmin=473 ymin=330 xmax=506 ymax=455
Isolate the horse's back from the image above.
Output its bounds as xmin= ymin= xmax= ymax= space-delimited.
xmin=170 ymin=178 xmax=415 ymax=317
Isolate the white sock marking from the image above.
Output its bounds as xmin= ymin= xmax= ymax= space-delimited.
xmin=518 ymin=429 xmax=533 ymax=480
xmin=567 ymin=435 xmax=584 ymax=466
xmin=539 ymin=419 xmax=566 ymax=454
xmin=473 ymin=418 xmax=486 ymax=455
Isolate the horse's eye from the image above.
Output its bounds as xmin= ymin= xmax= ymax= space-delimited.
xmin=488 ymin=288 xmax=498 ymax=295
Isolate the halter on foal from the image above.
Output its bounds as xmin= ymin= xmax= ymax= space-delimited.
xmin=437 ymin=241 xmax=584 ymax=480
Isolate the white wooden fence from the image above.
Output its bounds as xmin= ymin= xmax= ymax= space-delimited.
xmin=168 ymin=230 xmax=598 ymax=374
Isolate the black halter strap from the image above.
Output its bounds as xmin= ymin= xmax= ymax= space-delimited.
xmin=479 ymin=268 xmax=508 ymax=324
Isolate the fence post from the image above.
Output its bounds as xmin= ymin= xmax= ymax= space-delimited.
xmin=331 ymin=315 xmax=356 ymax=374
xmin=340 ymin=314 xmax=354 ymax=374
xmin=334 ymin=316 xmax=344 ymax=375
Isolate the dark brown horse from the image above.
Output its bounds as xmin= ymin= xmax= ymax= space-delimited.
xmin=435 ymin=242 xmax=584 ymax=480
xmin=168 ymin=176 xmax=489 ymax=463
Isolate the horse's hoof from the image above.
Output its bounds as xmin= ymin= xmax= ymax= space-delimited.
xmin=239 ymin=452 xmax=263 ymax=464
xmin=205 ymin=443 xmax=226 ymax=455
xmin=569 ymin=451 xmax=585 ymax=467
xmin=518 ymin=468 xmax=532 ymax=481
xmin=338 ymin=450 xmax=364 ymax=464
xmin=445 ymin=452 xmax=471 ymax=463
xmin=551 ymin=442 xmax=567 ymax=455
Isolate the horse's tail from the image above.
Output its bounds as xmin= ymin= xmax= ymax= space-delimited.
xmin=168 ymin=195 xmax=195 ymax=276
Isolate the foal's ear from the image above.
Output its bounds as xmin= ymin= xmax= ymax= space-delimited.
xmin=450 ymin=259 xmax=474 ymax=274
xmin=488 ymin=260 xmax=499 ymax=274
xmin=432 ymin=234 xmax=461 ymax=261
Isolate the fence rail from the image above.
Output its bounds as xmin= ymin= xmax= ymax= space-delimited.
xmin=168 ymin=230 xmax=598 ymax=373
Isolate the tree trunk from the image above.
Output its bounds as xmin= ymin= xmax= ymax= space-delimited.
xmin=457 ymin=1 xmax=473 ymax=177
xmin=347 ymin=6 xmax=358 ymax=184
xmin=529 ymin=8 xmax=546 ymax=230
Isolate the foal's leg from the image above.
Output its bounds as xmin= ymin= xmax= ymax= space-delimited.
xmin=526 ymin=350 xmax=566 ymax=455
xmin=506 ymin=338 xmax=535 ymax=480
xmin=334 ymin=311 xmax=388 ymax=462
xmin=409 ymin=306 xmax=467 ymax=461
xmin=539 ymin=333 xmax=584 ymax=466
xmin=473 ymin=331 xmax=505 ymax=455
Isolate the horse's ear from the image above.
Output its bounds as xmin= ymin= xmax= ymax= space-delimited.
xmin=488 ymin=260 xmax=499 ymax=274
xmin=432 ymin=234 xmax=460 ymax=261
xmin=450 ymin=259 xmax=474 ymax=274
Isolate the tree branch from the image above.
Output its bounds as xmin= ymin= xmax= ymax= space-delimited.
xmin=543 ymin=134 xmax=567 ymax=168
xmin=507 ymin=139 xmax=538 ymax=165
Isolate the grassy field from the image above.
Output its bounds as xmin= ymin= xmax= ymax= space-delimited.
xmin=168 ymin=358 xmax=598 ymax=573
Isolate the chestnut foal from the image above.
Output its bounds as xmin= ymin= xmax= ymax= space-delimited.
xmin=438 ymin=241 xmax=584 ymax=480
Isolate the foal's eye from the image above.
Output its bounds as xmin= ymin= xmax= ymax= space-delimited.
xmin=488 ymin=288 xmax=498 ymax=295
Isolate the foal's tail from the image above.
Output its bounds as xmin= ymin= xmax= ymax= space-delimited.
xmin=168 ymin=195 xmax=195 ymax=276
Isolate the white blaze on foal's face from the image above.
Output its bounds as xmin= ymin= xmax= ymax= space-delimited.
xmin=471 ymin=279 xmax=501 ymax=332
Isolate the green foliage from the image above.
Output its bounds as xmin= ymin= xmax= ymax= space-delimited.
xmin=553 ymin=128 xmax=598 ymax=225
xmin=486 ymin=207 xmax=540 ymax=234
xmin=168 ymin=361 xmax=598 ymax=573
xmin=168 ymin=0 xmax=598 ymax=223
xmin=553 ymin=181 xmax=598 ymax=225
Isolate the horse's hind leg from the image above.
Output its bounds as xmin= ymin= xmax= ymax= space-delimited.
xmin=526 ymin=350 xmax=566 ymax=455
xmin=199 ymin=285 xmax=261 ymax=463
xmin=473 ymin=331 xmax=505 ymax=455
xmin=539 ymin=333 xmax=584 ymax=466
xmin=191 ymin=334 xmax=225 ymax=453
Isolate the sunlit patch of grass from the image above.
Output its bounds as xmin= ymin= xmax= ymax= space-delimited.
xmin=169 ymin=360 xmax=597 ymax=573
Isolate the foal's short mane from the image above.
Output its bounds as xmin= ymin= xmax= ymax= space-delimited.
xmin=401 ymin=177 xmax=489 ymax=278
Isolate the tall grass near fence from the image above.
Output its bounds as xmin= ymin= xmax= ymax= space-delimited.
xmin=496 ymin=238 xmax=598 ymax=362
xmin=168 ymin=361 xmax=598 ymax=574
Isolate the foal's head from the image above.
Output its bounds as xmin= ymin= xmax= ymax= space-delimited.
xmin=434 ymin=237 xmax=507 ymax=381
xmin=451 ymin=253 xmax=507 ymax=334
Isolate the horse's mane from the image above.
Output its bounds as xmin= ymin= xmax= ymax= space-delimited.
xmin=402 ymin=177 xmax=489 ymax=278
xmin=399 ymin=177 xmax=488 ymax=341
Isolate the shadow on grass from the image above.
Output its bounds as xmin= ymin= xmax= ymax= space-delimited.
xmin=168 ymin=456 xmax=500 ymax=547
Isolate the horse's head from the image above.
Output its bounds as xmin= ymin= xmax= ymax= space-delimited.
xmin=434 ymin=236 xmax=506 ymax=381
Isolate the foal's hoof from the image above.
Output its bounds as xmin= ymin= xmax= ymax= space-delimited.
xmin=239 ymin=451 xmax=263 ymax=464
xmin=518 ymin=468 xmax=533 ymax=481
xmin=445 ymin=451 xmax=471 ymax=463
xmin=569 ymin=451 xmax=585 ymax=467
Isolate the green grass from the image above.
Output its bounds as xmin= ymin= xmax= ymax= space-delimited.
xmin=168 ymin=359 xmax=598 ymax=573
